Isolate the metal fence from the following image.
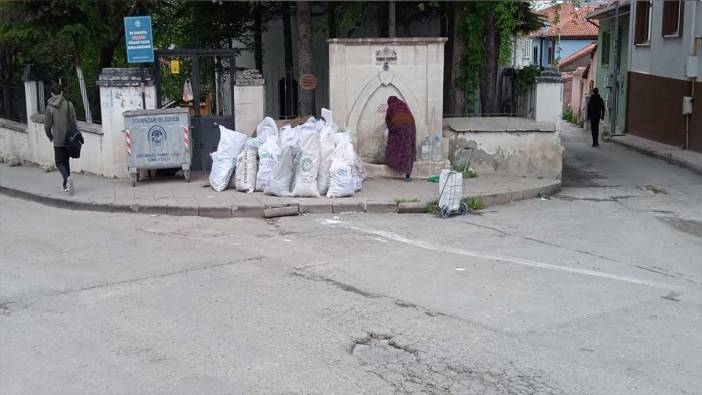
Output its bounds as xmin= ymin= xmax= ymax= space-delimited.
xmin=37 ymin=71 xmax=102 ymax=124
xmin=0 ymin=84 xmax=27 ymax=123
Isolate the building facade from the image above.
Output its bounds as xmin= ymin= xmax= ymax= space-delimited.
xmin=588 ymin=0 xmax=630 ymax=134
xmin=627 ymin=0 xmax=702 ymax=152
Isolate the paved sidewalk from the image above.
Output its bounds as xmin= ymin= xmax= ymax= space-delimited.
xmin=0 ymin=163 xmax=560 ymax=218
xmin=609 ymin=134 xmax=702 ymax=176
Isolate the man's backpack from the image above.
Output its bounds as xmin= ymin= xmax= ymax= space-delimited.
xmin=64 ymin=102 xmax=84 ymax=158
xmin=66 ymin=127 xmax=84 ymax=158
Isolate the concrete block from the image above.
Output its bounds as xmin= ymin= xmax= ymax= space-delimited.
xmin=365 ymin=201 xmax=398 ymax=213
xmin=479 ymin=193 xmax=497 ymax=207
xmin=398 ymin=201 xmax=426 ymax=213
xmin=299 ymin=201 xmax=333 ymax=214
xmin=198 ymin=206 xmax=233 ymax=218
xmin=167 ymin=205 xmax=198 ymax=216
xmin=510 ymin=190 xmax=525 ymax=202
xmin=138 ymin=204 xmax=168 ymax=215
xmin=493 ymin=192 xmax=512 ymax=205
xmin=332 ymin=200 xmax=366 ymax=213
xmin=264 ymin=205 xmax=299 ymax=218
xmin=233 ymin=203 xmax=265 ymax=218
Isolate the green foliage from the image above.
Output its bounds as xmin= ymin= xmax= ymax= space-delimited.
xmin=464 ymin=196 xmax=484 ymax=210
xmin=562 ymin=104 xmax=575 ymax=123
xmin=425 ymin=200 xmax=438 ymax=214
xmin=451 ymin=163 xmax=478 ymax=179
xmin=495 ymin=0 xmax=518 ymax=65
xmin=459 ymin=1 xmax=545 ymax=108
xmin=459 ymin=2 xmax=486 ymax=109
xmin=516 ymin=64 xmax=539 ymax=93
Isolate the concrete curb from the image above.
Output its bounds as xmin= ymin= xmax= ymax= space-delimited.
xmin=0 ymin=180 xmax=561 ymax=219
xmin=610 ymin=137 xmax=702 ymax=176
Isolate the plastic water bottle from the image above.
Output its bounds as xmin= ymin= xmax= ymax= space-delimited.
xmin=421 ymin=137 xmax=431 ymax=161
xmin=431 ymin=133 xmax=442 ymax=161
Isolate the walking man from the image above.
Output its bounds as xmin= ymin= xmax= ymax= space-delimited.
xmin=587 ymin=87 xmax=605 ymax=147
xmin=44 ymin=82 xmax=78 ymax=194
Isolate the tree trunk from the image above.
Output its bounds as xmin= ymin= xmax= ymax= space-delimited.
xmin=296 ymin=1 xmax=315 ymax=116
xmin=282 ymin=2 xmax=295 ymax=117
xmin=327 ymin=2 xmax=336 ymax=38
xmin=254 ymin=4 xmax=263 ymax=71
xmin=480 ymin=6 xmax=500 ymax=115
xmin=388 ymin=1 xmax=396 ymax=38
xmin=443 ymin=2 xmax=467 ymax=116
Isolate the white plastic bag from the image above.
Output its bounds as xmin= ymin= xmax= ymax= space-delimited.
xmin=317 ymin=124 xmax=336 ymax=195
xmin=255 ymin=137 xmax=282 ymax=192
xmin=292 ymin=131 xmax=321 ymax=197
xmin=209 ymin=151 xmax=236 ymax=192
xmin=256 ymin=117 xmax=279 ymax=140
xmin=326 ymin=142 xmax=356 ymax=198
xmin=217 ymin=125 xmax=247 ymax=159
xmin=352 ymin=153 xmax=367 ymax=192
xmin=264 ymin=145 xmax=296 ymax=197
xmin=235 ymin=149 xmax=258 ymax=193
xmin=334 ymin=131 xmax=352 ymax=147
xmin=279 ymin=125 xmax=301 ymax=149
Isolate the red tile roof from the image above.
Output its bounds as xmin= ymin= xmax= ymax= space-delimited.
xmin=560 ymin=42 xmax=597 ymax=67
xmin=530 ymin=3 xmax=599 ymax=38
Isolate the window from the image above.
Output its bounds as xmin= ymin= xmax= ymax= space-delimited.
xmin=601 ymin=31 xmax=611 ymax=65
xmin=635 ymin=0 xmax=652 ymax=45
xmin=662 ymin=0 xmax=684 ymax=37
xmin=533 ymin=47 xmax=538 ymax=64
xmin=548 ymin=46 xmax=555 ymax=65
xmin=522 ymin=40 xmax=531 ymax=58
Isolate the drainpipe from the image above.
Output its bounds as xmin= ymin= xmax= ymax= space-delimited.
xmin=685 ymin=0 xmax=698 ymax=150
xmin=610 ymin=0 xmax=622 ymax=136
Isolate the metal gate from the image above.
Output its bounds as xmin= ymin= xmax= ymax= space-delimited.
xmin=154 ymin=49 xmax=236 ymax=171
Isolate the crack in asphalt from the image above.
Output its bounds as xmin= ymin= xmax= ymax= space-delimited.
xmin=461 ymin=221 xmax=624 ymax=264
xmin=0 ymin=256 xmax=263 ymax=313
xmin=289 ymin=270 xmax=502 ymax=334
xmin=350 ymin=330 xmax=561 ymax=394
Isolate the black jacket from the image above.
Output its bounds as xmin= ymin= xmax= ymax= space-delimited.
xmin=587 ymin=93 xmax=605 ymax=121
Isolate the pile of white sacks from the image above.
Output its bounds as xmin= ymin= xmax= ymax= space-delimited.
xmin=208 ymin=109 xmax=366 ymax=198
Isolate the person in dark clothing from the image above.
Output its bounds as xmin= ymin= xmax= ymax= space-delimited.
xmin=587 ymin=87 xmax=605 ymax=147
xmin=44 ymin=82 xmax=78 ymax=194
xmin=385 ymin=96 xmax=417 ymax=181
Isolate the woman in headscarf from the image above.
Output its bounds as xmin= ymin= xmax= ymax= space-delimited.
xmin=385 ymin=96 xmax=416 ymax=181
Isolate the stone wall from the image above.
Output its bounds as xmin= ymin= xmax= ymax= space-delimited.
xmin=0 ymin=115 xmax=105 ymax=175
xmin=444 ymin=117 xmax=563 ymax=180
xmin=328 ymin=38 xmax=447 ymax=164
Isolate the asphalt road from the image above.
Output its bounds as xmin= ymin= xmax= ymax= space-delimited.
xmin=1 ymin=124 xmax=701 ymax=394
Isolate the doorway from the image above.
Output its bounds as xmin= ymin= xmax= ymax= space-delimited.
xmin=154 ymin=49 xmax=236 ymax=171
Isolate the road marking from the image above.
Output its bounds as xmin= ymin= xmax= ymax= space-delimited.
xmin=322 ymin=220 xmax=681 ymax=290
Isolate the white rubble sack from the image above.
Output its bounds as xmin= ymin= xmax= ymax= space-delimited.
xmin=326 ymin=142 xmax=356 ymax=198
xmin=317 ymin=122 xmax=336 ymax=195
xmin=235 ymin=148 xmax=258 ymax=193
xmin=209 ymin=126 xmax=247 ymax=191
xmin=292 ymin=131 xmax=321 ymax=197
xmin=264 ymin=145 xmax=297 ymax=197
xmin=256 ymin=117 xmax=279 ymax=140
xmin=255 ymin=137 xmax=282 ymax=192
xmin=209 ymin=151 xmax=236 ymax=192
xmin=352 ymin=152 xmax=367 ymax=192
xmin=279 ymin=125 xmax=301 ymax=150
xmin=216 ymin=125 xmax=247 ymax=159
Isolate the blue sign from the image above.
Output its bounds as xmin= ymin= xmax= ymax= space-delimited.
xmin=124 ymin=16 xmax=154 ymax=63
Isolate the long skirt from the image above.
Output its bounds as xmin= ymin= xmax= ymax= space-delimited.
xmin=385 ymin=123 xmax=416 ymax=175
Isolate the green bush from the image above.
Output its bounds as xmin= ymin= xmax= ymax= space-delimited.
xmin=562 ymin=104 xmax=576 ymax=124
